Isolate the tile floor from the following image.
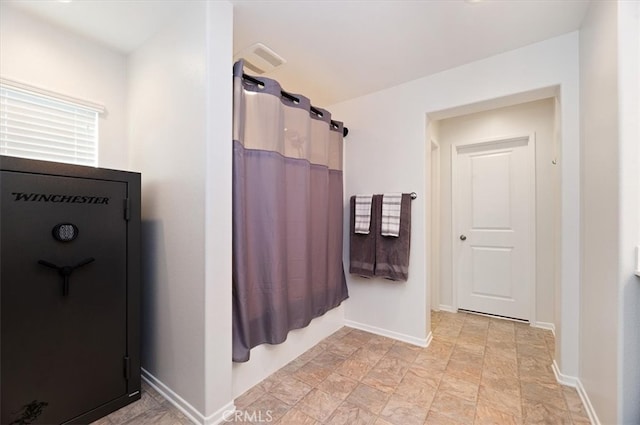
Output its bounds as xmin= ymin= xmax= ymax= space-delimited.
xmin=96 ymin=310 xmax=592 ymax=424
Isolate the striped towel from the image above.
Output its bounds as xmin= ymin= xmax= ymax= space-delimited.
xmin=354 ymin=195 xmax=373 ymax=234
xmin=381 ymin=193 xmax=402 ymax=237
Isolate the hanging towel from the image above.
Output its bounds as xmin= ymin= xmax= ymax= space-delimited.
xmin=381 ymin=193 xmax=402 ymax=237
xmin=375 ymin=193 xmax=411 ymax=281
xmin=354 ymin=195 xmax=373 ymax=234
xmin=349 ymin=195 xmax=379 ymax=277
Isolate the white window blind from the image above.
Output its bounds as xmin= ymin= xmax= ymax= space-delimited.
xmin=0 ymin=83 xmax=99 ymax=167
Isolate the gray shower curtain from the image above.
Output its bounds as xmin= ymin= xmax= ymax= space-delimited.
xmin=232 ymin=61 xmax=348 ymax=362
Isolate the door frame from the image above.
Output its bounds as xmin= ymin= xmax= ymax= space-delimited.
xmin=451 ymin=133 xmax=537 ymax=322
xmin=430 ymin=139 xmax=441 ymax=310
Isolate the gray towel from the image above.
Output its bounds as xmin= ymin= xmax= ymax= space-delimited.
xmin=349 ymin=195 xmax=379 ymax=277
xmin=375 ymin=193 xmax=411 ymax=281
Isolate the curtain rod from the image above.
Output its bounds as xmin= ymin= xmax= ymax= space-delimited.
xmin=241 ymin=73 xmax=349 ymax=138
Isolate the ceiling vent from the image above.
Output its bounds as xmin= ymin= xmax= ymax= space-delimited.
xmin=234 ymin=43 xmax=286 ymax=75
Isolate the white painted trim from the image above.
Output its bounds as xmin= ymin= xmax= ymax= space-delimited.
xmin=204 ymin=402 xmax=237 ymax=425
xmin=430 ymin=138 xmax=442 ymax=310
xmin=0 ymin=76 xmax=106 ymax=113
xmin=142 ymin=368 xmax=236 ymax=425
xmin=142 ymin=368 xmax=204 ymax=424
xmin=345 ymin=320 xmax=430 ymax=347
xmin=437 ymin=304 xmax=458 ymax=313
xmin=531 ymin=321 xmax=556 ymax=336
xmin=450 ymin=143 xmax=458 ymax=312
xmin=451 ymin=133 xmax=537 ymax=323
xmin=552 ymin=361 xmax=600 ymax=425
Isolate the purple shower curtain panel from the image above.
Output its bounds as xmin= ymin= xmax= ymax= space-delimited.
xmin=232 ymin=61 xmax=348 ymax=362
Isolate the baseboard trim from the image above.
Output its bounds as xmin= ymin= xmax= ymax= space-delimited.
xmin=141 ymin=368 xmax=204 ymax=424
xmin=552 ymin=361 xmax=599 ymax=425
xmin=531 ymin=321 xmax=556 ymax=336
xmin=204 ymin=401 xmax=236 ymax=425
xmin=142 ymin=368 xmax=236 ymax=425
xmin=345 ymin=320 xmax=429 ymax=347
xmin=437 ymin=305 xmax=457 ymax=313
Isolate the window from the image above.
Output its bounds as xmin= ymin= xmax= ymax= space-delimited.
xmin=0 ymin=80 xmax=101 ymax=167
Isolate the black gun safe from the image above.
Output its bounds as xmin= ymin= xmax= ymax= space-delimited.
xmin=0 ymin=156 xmax=141 ymax=424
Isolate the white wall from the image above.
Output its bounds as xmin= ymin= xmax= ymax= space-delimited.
xmin=436 ymin=99 xmax=558 ymax=326
xmin=330 ymin=32 xmax=581 ymax=377
xmin=0 ymin=5 xmax=129 ymax=170
xmin=204 ymin=1 xmax=234 ymax=421
xmin=128 ymin=2 xmax=234 ymax=422
xmin=617 ymin=1 xmax=640 ymax=423
xmin=579 ymin=2 xmax=620 ymax=424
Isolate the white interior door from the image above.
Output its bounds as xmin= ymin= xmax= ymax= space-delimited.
xmin=454 ymin=135 xmax=535 ymax=320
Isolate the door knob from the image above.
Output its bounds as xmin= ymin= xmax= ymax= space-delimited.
xmin=460 ymin=235 xmax=467 ymax=241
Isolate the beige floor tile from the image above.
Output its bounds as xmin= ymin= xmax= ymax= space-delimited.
xmin=365 ymin=335 xmax=395 ymax=349
xmin=438 ymin=372 xmax=480 ymax=402
xmin=234 ymin=386 xmax=266 ymax=409
xmin=521 ymin=381 xmax=567 ymax=411
xmin=414 ymin=351 xmax=449 ymax=372
xmin=474 ymin=403 xmax=522 ymax=425
xmin=159 ymin=401 xmax=192 ymax=425
xmin=255 ymin=368 xmax=290 ymax=393
xmin=98 ymin=311 xmax=591 ymax=425
xmin=561 ymin=385 xmax=590 ymax=420
xmin=445 ymin=359 xmax=483 ymax=384
xmin=325 ymin=401 xmax=377 ymax=425
xmin=455 ymin=338 xmax=486 ymax=356
xmin=268 ymin=375 xmax=313 ymax=405
xmin=293 ymin=359 xmax=334 ymax=386
xmin=424 ymin=410 xmax=462 ymax=425
xmin=335 ymin=356 xmax=373 ymax=381
xmin=345 ymin=383 xmax=391 ymax=415
xmin=429 ymin=390 xmax=477 ymax=425
xmin=279 ymin=356 xmax=309 ymax=374
xmin=451 ymin=346 xmax=485 ymax=364
xmin=278 ymin=408 xmax=319 ymax=425
xmin=328 ymin=339 xmax=361 ymax=357
xmin=403 ymin=364 xmax=443 ymax=388
xmin=484 ymin=342 xmax=517 ymax=361
xmin=518 ymin=356 xmax=556 ymax=384
xmin=297 ymin=344 xmax=326 ymax=363
xmin=379 ymin=394 xmax=429 ymax=425
xmin=120 ymin=408 xmax=181 ymax=425
xmin=385 ymin=342 xmax=421 ymax=362
xmin=425 ymin=339 xmax=455 ymax=359
xmin=243 ymin=393 xmax=290 ymax=423
xmin=297 ymin=388 xmax=343 ymax=422
xmin=340 ymin=331 xmax=372 ymax=347
xmin=361 ymin=356 xmax=410 ymax=393
xmin=394 ymin=374 xmax=438 ymax=406
xmin=313 ymin=350 xmax=347 ymax=369
xmin=106 ymin=391 xmax=161 ymax=425
xmin=483 ymin=353 xmax=519 ymax=380
xmin=522 ymin=399 xmax=572 ymax=424
xmin=481 ymin=372 xmax=521 ymax=394
xmin=477 ymin=384 xmax=522 ymax=418
xmin=316 ymin=373 xmax=359 ymax=400
xmin=517 ymin=343 xmax=551 ymax=360
xmin=350 ymin=347 xmax=386 ymax=367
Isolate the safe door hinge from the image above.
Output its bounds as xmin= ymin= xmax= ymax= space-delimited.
xmin=124 ymin=356 xmax=131 ymax=380
xmin=124 ymin=198 xmax=131 ymax=221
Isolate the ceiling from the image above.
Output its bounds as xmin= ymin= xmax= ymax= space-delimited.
xmin=6 ymin=0 xmax=590 ymax=107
